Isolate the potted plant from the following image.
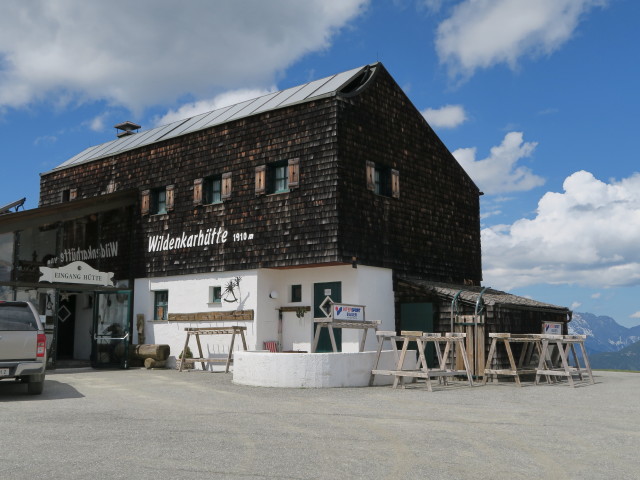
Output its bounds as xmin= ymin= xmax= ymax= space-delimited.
xmin=176 ymin=346 xmax=194 ymax=370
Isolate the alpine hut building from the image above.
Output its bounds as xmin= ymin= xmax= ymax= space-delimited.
xmin=0 ymin=63 xmax=570 ymax=371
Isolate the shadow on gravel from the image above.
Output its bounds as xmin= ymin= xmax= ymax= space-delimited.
xmin=0 ymin=379 xmax=84 ymax=402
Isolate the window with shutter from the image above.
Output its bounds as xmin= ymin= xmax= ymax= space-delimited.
xmin=366 ymin=161 xmax=397 ymax=198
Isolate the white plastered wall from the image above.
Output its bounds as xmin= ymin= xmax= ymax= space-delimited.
xmin=134 ymin=270 xmax=259 ymax=368
xmin=133 ymin=264 xmax=395 ymax=367
xmin=256 ymin=265 xmax=394 ymax=353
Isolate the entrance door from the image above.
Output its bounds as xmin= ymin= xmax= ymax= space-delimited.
xmin=57 ymin=293 xmax=77 ymax=360
xmin=313 ymin=282 xmax=342 ymax=352
xmin=400 ymin=303 xmax=436 ymax=365
xmin=92 ymin=291 xmax=131 ymax=368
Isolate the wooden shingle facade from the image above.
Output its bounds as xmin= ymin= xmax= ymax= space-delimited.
xmin=38 ymin=63 xmax=482 ymax=285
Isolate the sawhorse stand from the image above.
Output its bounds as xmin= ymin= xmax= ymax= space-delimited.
xmin=179 ymin=326 xmax=248 ymax=373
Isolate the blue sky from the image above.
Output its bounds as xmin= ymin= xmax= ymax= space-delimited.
xmin=2 ymin=0 xmax=639 ymax=326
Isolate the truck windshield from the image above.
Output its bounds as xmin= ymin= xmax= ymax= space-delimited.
xmin=0 ymin=304 xmax=38 ymax=331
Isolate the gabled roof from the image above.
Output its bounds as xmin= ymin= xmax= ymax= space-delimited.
xmin=49 ymin=63 xmax=379 ymax=173
xmin=398 ymin=278 xmax=570 ymax=314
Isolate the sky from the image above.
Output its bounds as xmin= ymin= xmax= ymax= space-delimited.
xmin=1 ymin=0 xmax=639 ymax=327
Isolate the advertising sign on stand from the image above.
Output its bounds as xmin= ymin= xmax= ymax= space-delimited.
xmin=332 ymin=304 xmax=365 ymax=322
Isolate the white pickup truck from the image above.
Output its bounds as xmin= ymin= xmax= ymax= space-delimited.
xmin=0 ymin=301 xmax=47 ymax=395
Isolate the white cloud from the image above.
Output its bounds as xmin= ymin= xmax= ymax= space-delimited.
xmin=34 ymin=135 xmax=57 ymax=146
xmin=570 ymin=301 xmax=582 ymax=310
xmin=631 ymin=311 xmax=640 ymax=319
xmin=482 ymin=171 xmax=640 ymax=290
xmin=591 ymin=292 xmax=601 ymax=299
xmin=421 ymin=104 xmax=467 ymax=129
xmin=0 ymin=0 xmax=367 ymax=113
xmin=87 ymin=113 xmax=109 ymax=132
xmin=155 ymin=88 xmax=276 ymax=126
xmin=453 ymin=131 xmax=544 ymax=194
xmin=435 ymin=0 xmax=607 ymax=80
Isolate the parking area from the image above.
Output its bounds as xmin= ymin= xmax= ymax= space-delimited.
xmin=1 ymin=369 xmax=639 ymax=479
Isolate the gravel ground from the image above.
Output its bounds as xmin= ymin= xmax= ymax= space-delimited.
xmin=1 ymin=368 xmax=638 ymax=479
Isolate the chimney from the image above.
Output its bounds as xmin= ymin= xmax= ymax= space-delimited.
xmin=114 ymin=121 xmax=141 ymax=138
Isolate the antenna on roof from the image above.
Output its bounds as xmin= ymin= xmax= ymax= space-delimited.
xmin=114 ymin=121 xmax=141 ymax=138
xmin=0 ymin=197 xmax=26 ymax=215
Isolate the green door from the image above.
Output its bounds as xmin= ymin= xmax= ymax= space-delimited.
xmin=313 ymin=282 xmax=342 ymax=352
xmin=400 ymin=303 xmax=435 ymax=365
xmin=92 ymin=291 xmax=131 ymax=368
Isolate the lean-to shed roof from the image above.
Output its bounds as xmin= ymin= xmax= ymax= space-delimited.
xmin=398 ymin=278 xmax=570 ymax=316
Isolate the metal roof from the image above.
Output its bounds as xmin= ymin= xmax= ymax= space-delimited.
xmin=50 ymin=64 xmax=374 ymax=173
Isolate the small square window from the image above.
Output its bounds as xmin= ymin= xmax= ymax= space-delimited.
xmin=152 ymin=188 xmax=167 ymax=214
xmin=204 ymin=176 xmax=222 ymax=204
xmin=210 ymin=286 xmax=222 ymax=304
xmin=291 ymin=284 xmax=302 ymax=303
xmin=268 ymin=161 xmax=289 ymax=194
xmin=366 ymin=161 xmax=398 ymax=198
xmin=154 ymin=291 xmax=168 ymax=320
xmin=374 ymin=167 xmax=391 ymax=196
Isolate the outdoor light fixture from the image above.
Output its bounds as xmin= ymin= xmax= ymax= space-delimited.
xmin=269 ymin=290 xmax=278 ymax=299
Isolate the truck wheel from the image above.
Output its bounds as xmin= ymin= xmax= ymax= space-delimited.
xmin=27 ymin=378 xmax=44 ymax=395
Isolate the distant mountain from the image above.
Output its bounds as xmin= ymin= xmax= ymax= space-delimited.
xmin=588 ymin=340 xmax=640 ymax=371
xmin=568 ymin=312 xmax=640 ymax=355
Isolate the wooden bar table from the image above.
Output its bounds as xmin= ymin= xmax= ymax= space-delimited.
xmin=179 ymin=326 xmax=248 ymax=373
xmin=535 ymin=334 xmax=594 ymax=387
xmin=483 ymin=333 xmax=548 ymax=386
xmin=369 ymin=330 xmax=400 ymax=386
xmin=311 ymin=320 xmax=379 ymax=353
xmin=385 ymin=331 xmax=473 ymax=392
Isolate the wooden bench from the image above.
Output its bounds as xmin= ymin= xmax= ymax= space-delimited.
xmin=179 ymin=326 xmax=247 ymax=373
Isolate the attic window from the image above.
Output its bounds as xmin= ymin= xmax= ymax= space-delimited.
xmin=366 ymin=161 xmax=399 ymax=198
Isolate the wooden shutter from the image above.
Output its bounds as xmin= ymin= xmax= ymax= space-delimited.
xmin=366 ymin=161 xmax=375 ymax=192
xmin=222 ymin=172 xmax=232 ymax=200
xmin=166 ymin=185 xmax=175 ymax=212
xmin=141 ymin=190 xmax=150 ymax=216
xmin=255 ymin=165 xmax=266 ymax=195
xmin=193 ymin=178 xmax=203 ymax=206
xmin=391 ymin=169 xmax=400 ymax=199
xmin=69 ymin=188 xmax=78 ymax=200
xmin=288 ymin=158 xmax=299 ymax=189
